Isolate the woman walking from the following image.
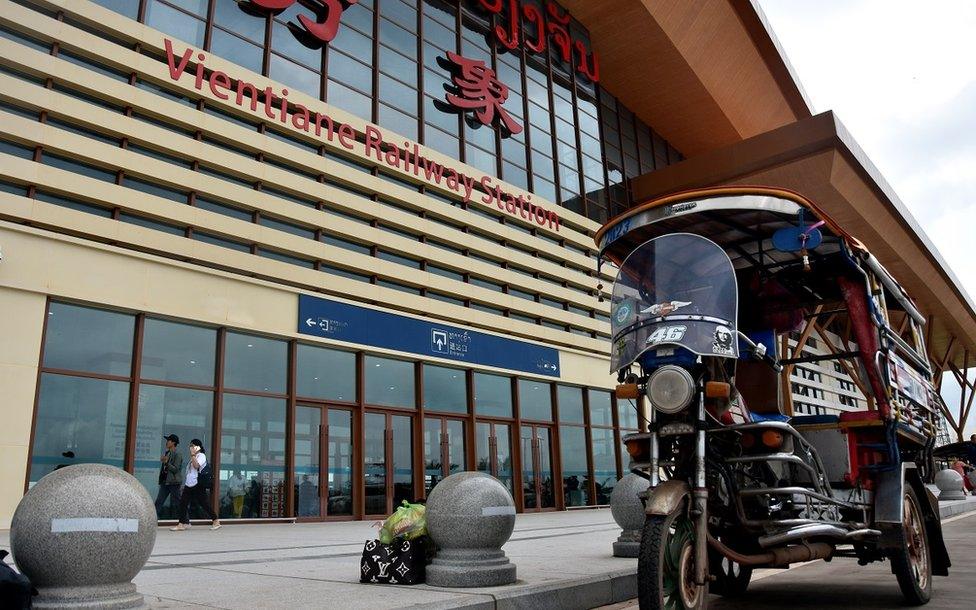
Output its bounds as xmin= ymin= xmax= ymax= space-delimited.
xmin=171 ymin=438 xmax=221 ymax=531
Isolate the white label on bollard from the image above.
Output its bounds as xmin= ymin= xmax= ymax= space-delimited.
xmin=51 ymin=518 xmax=139 ymax=533
xmin=481 ymin=506 xmax=516 ymax=516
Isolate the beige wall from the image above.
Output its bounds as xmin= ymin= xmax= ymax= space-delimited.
xmin=0 ymin=222 xmax=614 ymax=526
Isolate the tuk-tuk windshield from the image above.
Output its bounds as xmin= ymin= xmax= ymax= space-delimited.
xmin=610 ymin=233 xmax=739 ymax=371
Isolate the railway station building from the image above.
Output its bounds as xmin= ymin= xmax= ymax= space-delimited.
xmin=1 ymin=0 xmax=974 ymax=527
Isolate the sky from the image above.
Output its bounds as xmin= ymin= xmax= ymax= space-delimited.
xmin=758 ymin=0 xmax=976 ymax=437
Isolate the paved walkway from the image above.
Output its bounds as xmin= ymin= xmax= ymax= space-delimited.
xmin=2 ymin=495 xmax=974 ymax=609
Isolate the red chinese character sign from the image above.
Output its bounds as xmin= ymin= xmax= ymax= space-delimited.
xmin=251 ymin=0 xmax=357 ymax=45
xmin=476 ymin=0 xmax=599 ymax=82
xmin=443 ymin=52 xmax=523 ymax=136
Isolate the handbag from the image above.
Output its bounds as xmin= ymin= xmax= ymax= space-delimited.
xmin=359 ymin=536 xmax=427 ymax=585
xmin=198 ymin=460 xmax=213 ymax=489
xmin=0 ymin=549 xmax=36 ymax=609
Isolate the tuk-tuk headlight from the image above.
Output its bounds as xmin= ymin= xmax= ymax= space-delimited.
xmin=647 ymin=365 xmax=696 ymax=414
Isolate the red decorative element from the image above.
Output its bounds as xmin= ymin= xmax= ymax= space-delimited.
xmin=494 ymin=0 xmax=521 ymax=50
xmin=444 ymin=52 xmax=523 ymax=135
xmin=545 ymin=2 xmax=572 ymax=63
xmin=521 ymin=2 xmax=546 ymax=53
xmin=477 ymin=0 xmax=504 ymax=10
xmin=252 ymin=0 xmax=358 ymax=44
xmin=574 ymin=40 xmax=599 ymax=81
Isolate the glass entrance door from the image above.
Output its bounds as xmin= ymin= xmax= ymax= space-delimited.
xmin=423 ymin=417 xmax=466 ymax=496
xmin=520 ymin=425 xmax=555 ymax=511
xmin=364 ymin=412 xmax=414 ymax=516
xmin=475 ymin=422 xmax=513 ymax=494
xmin=294 ymin=406 xmax=353 ymax=519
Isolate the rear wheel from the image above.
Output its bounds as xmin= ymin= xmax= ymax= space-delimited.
xmin=637 ymin=508 xmax=707 ymax=610
xmin=890 ymin=486 xmax=932 ymax=605
xmin=708 ymin=536 xmax=752 ymax=598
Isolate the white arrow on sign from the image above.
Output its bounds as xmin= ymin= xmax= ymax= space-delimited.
xmin=305 ymin=318 xmax=316 ymax=327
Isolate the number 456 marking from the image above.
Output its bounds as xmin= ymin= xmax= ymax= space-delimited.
xmin=646 ymin=325 xmax=687 ymax=345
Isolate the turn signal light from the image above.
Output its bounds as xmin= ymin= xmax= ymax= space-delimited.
xmin=740 ymin=433 xmax=756 ymax=449
xmin=761 ymin=430 xmax=785 ymax=450
xmin=705 ymin=381 xmax=731 ymax=399
xmin=616 ymin=382 xmax=640 ymax=399
xmin=624 ymin=438 xmax=649 ymax=462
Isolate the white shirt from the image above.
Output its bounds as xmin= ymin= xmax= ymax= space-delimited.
xmin=185 ymin=452 xmax=207 ymax=487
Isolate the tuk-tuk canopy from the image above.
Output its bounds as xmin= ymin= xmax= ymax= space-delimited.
xmin=610 ymin=233 xmax=739 ymax=371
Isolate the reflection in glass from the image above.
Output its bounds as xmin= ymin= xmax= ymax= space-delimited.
xmin=43 ymin=302 xmax=134 ymax=376
xmin=224 ymin=332 xmax=287 ymax=393
xmin=520 ymin=426 xmax=535 ymax=509
xmin=474 ymin=373 xmax=512 ymax=417
xmin=589 ymin=390 xmax=614 ymax=427
xmin=327 ymin=410 xmax=353 ymax=515
xmin=218 ymin=394 xmax=287 ymax=518
xmin=518 ymin=380 xmax=552 ymax=421
xmin=557 ymin=386 xmax=584 ymax=423
xmin=364 ymin=412 xmax=386 ymax=514
xmin=296 ymin=344 xmax=356 ymax=401
xmin=423 ymin=418 xmax=442 ymax=496
xmin=423 ymin=365 xmax=466 ymax=413
xmin=145 ymin=0 xmax=206 ymax=47
xmin=141 ymin=319 xmax=216 ymax=386
xmin=294 ymin=406 xmax=321 ymax=518
xmin=537 ymin=427 xmax=555 ymax=508
xmin=28 ymin=374 xmax=130 ymax=485
xmin=616 ymin=392 xmax=640 ymax=429
xmin=476 ymin=422 xmax=512 ymax=494
xmin=591 ymin=427 xmax=618 ymax=504
xmin=134 ymin=385 xmax=213 ymax=519
xmin=392 ymin=414 xmax=413 ymax=507
xmin=560 ymin=425 xmax=589 ymax=506
xmin=365 ymin=356 xmax=415 ymax=407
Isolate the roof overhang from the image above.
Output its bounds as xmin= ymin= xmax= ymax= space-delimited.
xmin=560 ymin=0 xmax=812 ymax=156
xmin=629 ymin=111 xmax=976 ymax=369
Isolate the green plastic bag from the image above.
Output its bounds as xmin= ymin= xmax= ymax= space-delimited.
xmin=378 ymin=500 xmax=427 ymax=544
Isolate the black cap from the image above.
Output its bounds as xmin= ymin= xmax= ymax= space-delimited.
xmin=163 ymin=434 xmax=180 ymax=444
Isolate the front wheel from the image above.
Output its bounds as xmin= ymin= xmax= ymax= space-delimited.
xmin=890 ymin=486 xmax=932 ymax=605
xmin=637 ymin=508 xmax=707 ymax=610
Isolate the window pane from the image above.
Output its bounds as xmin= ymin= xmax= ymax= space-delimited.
xmin=224 ymin=332 xmax=287 ymax=393
xmin=133 ymin=385 xmax=213 ymax=519
xmin=141 ymin=319 xmax=216 ymax=386
xmin=557 ymin=385 xmax=584 ymax=424
xmin=296 ymin=344 xmax=356 ymax=401
xmin=219 ymin=394 xmax=287 ymax=518
xmin=214 ymin=0 xmax=264 ymax=42
xmin=211 ymin=29 xmax=263 ymax=74
xmin=473 ymin=373 xmax=512 ymax=417
xmin=560 ymin=425 xmax=589 ymax=506
xmin=590 ymin=390 xmax=614 ymax=427
xmin=43 ymin=302 xmax=134 ymax=376
xmin=28 ymin=374 xmax=130 ymax=485
xmin=365 ymin=356 xmax=415 ymax=407
xmin=92 ymin=0 xmax=139 ymax=19
xmin=614 ymin=392 xmax=639 ymax=429
xmin=145 ymin=1 xmax=205 ymax=47
xmin=423 ymin=365 xmax=467 ymax=413
xmin=591 ymin=427 xmax=618 ymax=504
xmin=518 ymin=379 xmax=551 ymax=421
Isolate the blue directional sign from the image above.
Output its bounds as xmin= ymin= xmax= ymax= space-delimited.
xmin=298 ymin=294 xmax=560 ymax=376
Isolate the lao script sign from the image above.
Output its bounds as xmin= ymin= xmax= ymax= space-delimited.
xmin=298 ymin=294 xmax=560 ymax=376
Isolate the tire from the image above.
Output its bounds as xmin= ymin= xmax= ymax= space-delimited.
xmin=708 ymin=539 xmax=752 ymax=598
xmin=637 ymin=509 xmax=707 ymax=610
xmin=889 ymin=486 xmax=932 ymax=605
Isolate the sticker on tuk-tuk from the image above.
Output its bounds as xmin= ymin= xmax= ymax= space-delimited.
xmin=614 ymin=302 xmax=634 ymax=325
xmin=712 ymin=326 xmax=735 ymax=355
xmin=640 ymin=300 xmax=691 ymax=316
xmin=645 ymin=325 xmax=687 ymax=345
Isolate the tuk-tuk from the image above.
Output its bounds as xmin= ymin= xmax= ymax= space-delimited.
xmin=595 ymin=187 xmax=950 ymax=609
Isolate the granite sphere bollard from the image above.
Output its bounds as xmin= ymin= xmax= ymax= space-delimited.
xmin=610 ymin=473 xmax=650 ymax=557
xmin=425 ymin=471 xmax=517 ymax=587
xmin=11 ymin=464 xmax=157 ymax=609
xmin=935 ymin=468 xmax=967 ymax=501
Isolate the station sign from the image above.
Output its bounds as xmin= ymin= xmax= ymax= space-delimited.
xmin=298 ymin=294 xmax=561 ymax=376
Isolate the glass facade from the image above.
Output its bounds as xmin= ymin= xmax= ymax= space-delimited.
xmin=27 ymin=301 xmax=634 ymax=516
xmin=89 ymin=0 xmax=681 ymax=224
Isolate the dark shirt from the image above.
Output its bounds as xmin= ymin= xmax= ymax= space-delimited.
xmin=159 ymin=449 xmax=184 ymax=486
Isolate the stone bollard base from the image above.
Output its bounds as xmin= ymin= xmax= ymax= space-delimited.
xmin=613 ymin=530 xmax=641 ymax=558
xmin=425 ymin=548 xmax=517 ymax=587
xmin=33 ymin=582 xmax=146 ymax=610
xmin=939 ymin=489 xmax=967 ymax=501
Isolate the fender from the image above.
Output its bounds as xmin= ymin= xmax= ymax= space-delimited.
xmin=645 ymin=479 xmax=690 ymax=516
xmin=875 ymin=462 xmax=950 ymax=576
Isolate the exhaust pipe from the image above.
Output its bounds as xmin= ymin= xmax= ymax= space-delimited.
xmin=707 ymin=533 xmax=833 ymax=567
xmin=759 ymin=525 xmax=881 ymax=548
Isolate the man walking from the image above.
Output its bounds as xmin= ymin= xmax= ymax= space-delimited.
xmin=155 ymin=434 xmax=183 ymax=519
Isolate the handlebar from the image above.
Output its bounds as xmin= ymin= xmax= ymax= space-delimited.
xmin=737 ymin=331 xmax=784 ymax=373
